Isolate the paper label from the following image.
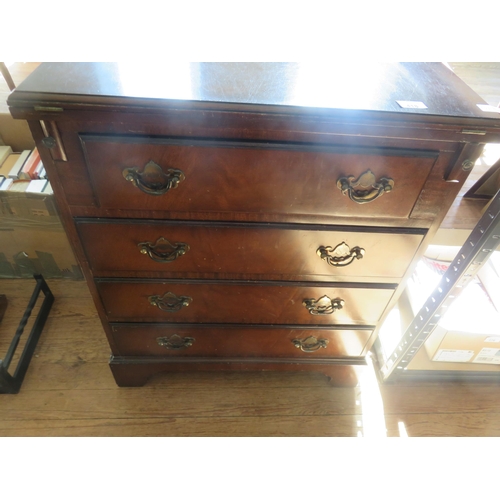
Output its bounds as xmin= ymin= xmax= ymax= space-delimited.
xmin=477 ymin=104 xmax=500 ymax=113
xmin=30 ymin=209 xmax=50 ymax=216
xmin=433 ymin=349 xmax=475 ymax=362
xmin=473 ymin=348 xmax=500 ymax=365
xmin=397 ymin=100 xmax=428 ymax=109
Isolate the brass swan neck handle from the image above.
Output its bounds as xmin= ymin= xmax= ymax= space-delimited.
xmin=123 ymin=160 xmax=185 ymax=196
xmin=337 ymin=169 xmax=394 ymax=204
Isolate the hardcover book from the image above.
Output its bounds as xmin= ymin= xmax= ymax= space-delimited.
xmin=19 ymin=149 xmax=41 ymax=180
xmin=0 ymin=146 xmax=13 ymax=166
xmin=7 ymin=150 xmax=31 ymax=179
xmin=26 ymin=179 xmax=48 ymax=193
xmin=0 ymin=153 xmax=20 ymax=178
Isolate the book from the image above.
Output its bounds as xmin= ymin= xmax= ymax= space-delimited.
xmin=0 ymin=178 xmax=14 ymax=191
xmin=0 ymin=178 xmax=13 ymax=214
xmin=7 ymin=180 xmax=30 ymax=192
xmin=34 ymin=161 xmax=45 ymax=179
xmin=26 ymin=179 xmax=48 ymax=194
xmin=19 ymin=149 xmax=40 ymax=180
xmin=0 ymin=146 xmax=13 ymax=166
xmin=8 ymin=150 xmax=31 ymax=179
xmin=0 ymin=153 xmax=20 ymax=178
xmin=42 ymin=182 xmax=53 ymax=195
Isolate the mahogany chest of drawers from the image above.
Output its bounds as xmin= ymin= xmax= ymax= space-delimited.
xmin=8 ymin=62 xmax=500 ymax=386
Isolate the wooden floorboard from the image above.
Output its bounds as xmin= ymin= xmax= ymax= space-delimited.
xmin=448 ymin=62 xmax=500 ymax=107
xmin=1 ymin=278 xmax=500 ymax=437
xmin=0 ymin=62 xmax=41 ymax=114
xmin=385 ymin=413 xmax=500 ymax=437
xmin=0 ymin=415 xmax=361 ymax=437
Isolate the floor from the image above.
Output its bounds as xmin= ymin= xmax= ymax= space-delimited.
xmin=448 ymin=62 xmax=500 ymax=107
xmin=1 ymin=279 xmax=500 ymax=437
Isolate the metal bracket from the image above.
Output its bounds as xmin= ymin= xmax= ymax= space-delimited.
xmin=39 ymin=120 xmax=67 ymax=161
xmin=0 ymin=274 xmax=54 ymax=394
xmin=444 ymin=143 xmax=484 ymax=182
xmin=379 ymin=188 xmax=500 ymax=382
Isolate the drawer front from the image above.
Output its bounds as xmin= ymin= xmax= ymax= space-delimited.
xmin=81 ymin=136 xmax=437 ymax=219
xmin=97 ymin=281 xmax=395 ymax=325
xmin=78 ymin=220 xmax=424 ymax=280
xmin=111 ymin=324 xmax=372 ymax=358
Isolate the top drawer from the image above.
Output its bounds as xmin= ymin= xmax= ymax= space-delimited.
xmin=80 ymin=135 xmax=438 ymax=219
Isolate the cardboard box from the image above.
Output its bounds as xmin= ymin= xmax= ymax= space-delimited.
xmin=396 ymin=287 xmax=500 ymax=371
xmin=0 ymin=190 xmax=58 ymax=217
xmin=424 ymin=327 xmax=500 ymax=365
xmin=0 ymin=214 xmax=82 ymax=279
xmin=407 ymin=345 xmax=500 ymax=372
xmin=421 ymin=276 xmax=500 ymax=365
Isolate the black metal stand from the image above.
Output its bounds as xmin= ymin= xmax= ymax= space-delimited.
xmin=0 ymin=274 xmax=54 ymax=394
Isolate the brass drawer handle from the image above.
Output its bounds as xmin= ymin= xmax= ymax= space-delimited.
xmin=292 ymin=336 xmax=329 ymax=352
xmin=317 ymin=242 xmax=365 ymax=267
xmin=148 ymin=292 xmax=192 ymax=312
xmin=157 ymin=334 xmax=195 ymax=350
xmin=303 ymin=295 xmax=344 ymax=315
xmin=123 ymin=160 xmax=185 ymax=196
xmin=337 ymin=169 xmax=394 ymax=204
xmin=138 ymin=237 xmax=190 ymax=263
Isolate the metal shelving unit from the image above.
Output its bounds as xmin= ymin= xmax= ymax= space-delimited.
xmin=378 ymin=189 xmax=500 ymax=383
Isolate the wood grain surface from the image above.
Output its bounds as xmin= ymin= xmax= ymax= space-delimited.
xmin=110 ymin=323 xmax=371 ymax=358
xmin=77 ymin=220 xmax=424 ymax=282
xmin=81 ymin=136 xmax=436 ymax=219
xmin=96 ymin=280 xmax=395 ymax=325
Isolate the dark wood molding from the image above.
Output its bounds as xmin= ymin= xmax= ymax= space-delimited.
xmin=95 ymin=277 xmax=398 ymax=290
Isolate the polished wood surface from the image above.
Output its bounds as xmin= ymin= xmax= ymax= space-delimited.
xmin=77 ymin=220 xmax=424 ymax=282
xmin=1 ymin=279 xmax=500 ymax=437
xmin=81 ymin=136 xmax=437 ymax=219
xmin=108 ymin=358 xmax=365 ymax=388
xmin=97 ymin=280 xmax=395 ymax=325
xmin=9 ymin=62 xmax=500 ymax=121
xmin=111 ymin=324 xmax=371 ymax=358
xmin=54 ymin=120 xmax=468 ymax=228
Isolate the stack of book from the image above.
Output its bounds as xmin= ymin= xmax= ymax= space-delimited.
xmin=0 ymin=146 xmax=52 ymax=194
xmin=0 ymin=145 xmax=56 ymax=217
xmin=0 ymin=146 xmax=80 ymax=279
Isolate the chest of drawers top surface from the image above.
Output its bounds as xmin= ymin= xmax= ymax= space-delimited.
xmin=7 ymin=62 xmax=500 ymax=125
